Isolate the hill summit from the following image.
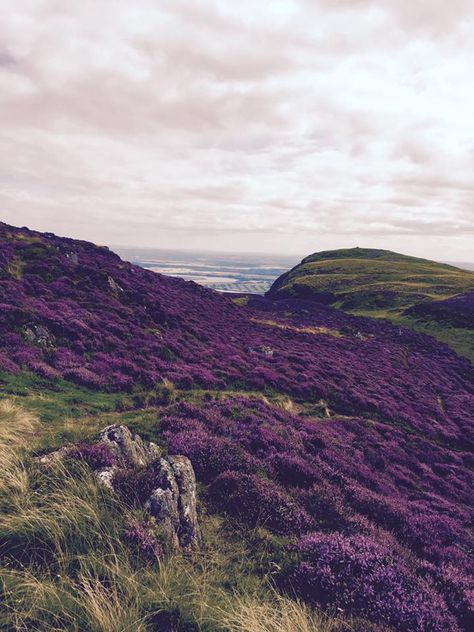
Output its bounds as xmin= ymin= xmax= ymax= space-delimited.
xmin=268 ymin=247 xmax=474 ymax=310
xmin=267 ymin=247 xmax=474 ymax=361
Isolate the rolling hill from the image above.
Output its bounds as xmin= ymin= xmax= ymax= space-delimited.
xmin=0 ymin=223 xmax=473 ymax=631
xmin=267 ymin=247 xmax=474 ymax=361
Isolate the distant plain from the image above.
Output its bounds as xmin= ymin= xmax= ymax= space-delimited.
xmin=115 ymin=247 xmax=299 ymax=294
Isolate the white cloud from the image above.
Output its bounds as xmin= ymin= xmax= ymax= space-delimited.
xmin=0 ymin=0 xmax=473 ymax=260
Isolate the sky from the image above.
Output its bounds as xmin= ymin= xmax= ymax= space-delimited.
xmin=1 ymin=0 xmax=473 ymax=260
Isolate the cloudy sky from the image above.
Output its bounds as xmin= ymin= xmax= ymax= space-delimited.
xmin=1 ymin=0 xmax=473 ymax=260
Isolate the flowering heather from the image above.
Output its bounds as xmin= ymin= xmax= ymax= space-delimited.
xmin=112 ymin=465 xmax=162 ymax=507
xmin=123 ymin=518 xmax=163 ymax=565
xmin=0 ymin=222 xmax=473 ymax=450
xmin=408 ymin=289 xmax=474 ymax=329
xmin=1 ymin=222 xmax=474 ymax=629
xmin=168 ymin=429 xmax=258 ymax=482
xmin=208 ymin=470 xmax=312 ymax=535
xmin=291 ymin=533 xmax=459 ymax=631
xmin=68 ymin=442 xmax=117 ymax=470
xmin=161 ymin=397 xmax=473 ymax=629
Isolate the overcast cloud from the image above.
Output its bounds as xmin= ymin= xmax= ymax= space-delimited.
xmin=0 ymin=0 xmax=473 ymax=260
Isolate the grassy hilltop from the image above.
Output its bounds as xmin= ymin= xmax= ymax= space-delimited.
xmin=267 ymin=247 xmax=474 ymax=361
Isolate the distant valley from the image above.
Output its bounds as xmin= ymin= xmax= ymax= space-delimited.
xmin=115 ymin=246 xmax=298 ymax=294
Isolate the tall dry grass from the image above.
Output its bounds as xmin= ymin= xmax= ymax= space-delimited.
xmin=0 ymin=399 xmax=345 ymax=631
xmin=0 ymin=399 xmax=39 ymax=498
xmin=208 ymin=589 xmax=345 ymax=632
xmin=0 ymin=398 xmax=39 ymax=447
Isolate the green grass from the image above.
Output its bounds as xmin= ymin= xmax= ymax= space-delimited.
xmin=0 ymin=370 xmax=323 ymax=455
xmin=273 ymin=254 xmax=474 ymax=309
xmin=390 ymin=315 xmax=474 ymax=363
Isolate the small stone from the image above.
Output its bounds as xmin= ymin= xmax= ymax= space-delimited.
xmin=37 ymin=446 xmax=71 ymax=467
xmin=96 ymin=466 xmax=116 ymax=490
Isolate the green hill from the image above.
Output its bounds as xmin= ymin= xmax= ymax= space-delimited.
xmin=267 ymin=247 xmax=474 ymax=360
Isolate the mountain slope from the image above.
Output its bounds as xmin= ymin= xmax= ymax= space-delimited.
xmin=1 ymin=222 xmax=473 ymax=447
xmin=407 ymin=289 xmax=474 ymax=329
xmin=1 ymin=223 xmax=473 ymax=631
xmin=267 ymin=247 xmax=474 ymax=361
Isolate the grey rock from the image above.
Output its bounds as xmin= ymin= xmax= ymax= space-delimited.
xmin=107 ymin=275 xmax=123 ymax=295
xmin=167 ymin=455 xmax=201 ymax=549
xmin=96 ymin=466 xmax=117 ymax=491
xmin=144 ymin=456 xmax=200 ymax=551
xmin=22 ymin=324 xmax=56 ymax=349
xmin=37 ymin=446 xmax=71 ymax=467
xmin=37 ymin=425 xmax=200 ymax=553
xmin=146 ymin=488 xmax=180 ymax=550
xmin=155 ymin=457 xmax=180 ymax=499
xmin=99 ymin=424 xmax=161 ymax=468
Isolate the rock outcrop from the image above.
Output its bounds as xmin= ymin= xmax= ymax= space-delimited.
xmin=99 ymin=424 xmax=161 ymax=468
xmin=38 ymin=425 xmax=201 ymax=552
xmin=146 ymin=455 xmax=200 ymax=550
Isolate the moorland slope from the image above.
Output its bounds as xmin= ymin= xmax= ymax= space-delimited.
xmin=0 ymin=223 xmax=473 ymax=631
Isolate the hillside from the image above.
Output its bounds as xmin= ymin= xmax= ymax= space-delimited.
xmin=267 ymin=247 xmax=474 ymax=360
xmin=1 ymin=223 xmax=473 ymax=631
xmin=407 ymin=289 xmax=474 ymax=329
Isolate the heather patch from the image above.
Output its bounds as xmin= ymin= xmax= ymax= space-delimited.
xmin=161 ymin=397 xmax=473 ymax=629
xmin=290 ymin=533 xmax=459 ymax=631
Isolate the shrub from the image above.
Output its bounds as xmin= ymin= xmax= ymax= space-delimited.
xmin=123 ymin=518 xmax=163 ymax=565
xmin=68 ymin=442 xmax=117 ymax=470
xmin=112 ymin=460 xmax=169 ymax=507
xmin=209 ymin=471 xmax=312 ymax=535
xmin=168 ymin=430 xmax=257 ymax=482
xmin=290 ymin=532 xmax=458 ymax=632
xmin=151 ymin=378 xmax=177 ymax=405
xmin=268 ymin=453 xmax=316 ymax=488
xmin=418 ymin=562 xmax=474 ymax=629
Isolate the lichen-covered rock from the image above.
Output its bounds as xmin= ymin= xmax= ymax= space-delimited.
xmin=107 ymin=275 xmax=123 ymax=295
xmin=37 ymin=445 xmax=71 ymax=467
xmin=146 ymin=488 xmax=180 ymax=549
xmin=145 ymin=455 xmax=200 ymax=550
xmin=99 ymin=424 xmax=161 ymax=468
xmin=167 ymin=455 xmax=201 ymax=549
xmin=96 ymin=427 xmax=199 ymax=551
xmin=154 ymin=457 xmax=180 ymax=499
xmin=22 ymin=324 xmax=56 ymax=349
xmin=96 ymin=466 xmax=116 ymax=491
xmin=36 ymin=425 xmax=201 ymax=553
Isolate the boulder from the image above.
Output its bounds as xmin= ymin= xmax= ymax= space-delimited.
xmin=22 ymin=324 xmax=56 ymax=349
xmin=146 ymin=488 xmax=180 ymax=549
xmin=145 ymin=455 xmax=201 ymax=550
xmin=37 ymin=445 xmax=71 ymax=467
xmin=37 ymin=425 xmax=201 ymax=552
